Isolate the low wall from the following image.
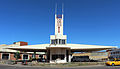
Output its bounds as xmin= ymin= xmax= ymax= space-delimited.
xmin=70 ymin=62 xmax=105 ymax=66
xmin=0 ymin=60 xmax=106 ymax=67
xmin=29 ymin=62 xmax=105 ymax=67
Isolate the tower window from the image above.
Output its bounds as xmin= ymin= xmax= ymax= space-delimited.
xmin=55 ymin=39 xmax=58 ymax=44
xmin=59 ymin=39 xmax=61 ymax=44
xmin=62 ymin=39 xmax=66 ymax=44
xmin=51 ymin=39 xmax=58 ymax=44
xmin=51 ymin=40 xmax=55 ymax=44
xmin=51 ymin=39 xmax=66 ymax=44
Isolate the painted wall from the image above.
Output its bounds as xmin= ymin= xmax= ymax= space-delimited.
xmin=50 ymin=48 xmax=67 ymax=63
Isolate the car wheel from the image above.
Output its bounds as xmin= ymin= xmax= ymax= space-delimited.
xmin=112 ymin=63 xmax=115 ymax=66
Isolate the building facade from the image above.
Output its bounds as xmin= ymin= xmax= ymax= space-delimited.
xmin=108 ymin=48 xmax=120 ymax=59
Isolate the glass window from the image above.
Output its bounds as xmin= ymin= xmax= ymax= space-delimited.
xmin=23 ymin=54 xmax=28 ymax=60
xmin=39 ymin=55 xmax=43 ymax=59
xmin=51 ymin=39 xmax=66 ymax=44
xmin=55 ymin=39 xmax=58 ymax=44
xmin=59 ymin=39 xmax=62 ymax=44
xmin=51 ymin=40 xmax=55 ymax=44
xmin=62 ymin=40 xmax=66 ymax=44
xmin=2 ymin=54 xmax=9 ymax=60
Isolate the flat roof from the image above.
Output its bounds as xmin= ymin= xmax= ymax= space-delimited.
xmin=7 ymin=44 xmax=117 ymax=52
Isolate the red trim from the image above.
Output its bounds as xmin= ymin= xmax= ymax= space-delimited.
xmin=58 ymin=27 xmax=60 ymax=33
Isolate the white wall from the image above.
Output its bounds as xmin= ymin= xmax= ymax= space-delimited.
xmin=50 ymin=48 xmax=67 ymax=63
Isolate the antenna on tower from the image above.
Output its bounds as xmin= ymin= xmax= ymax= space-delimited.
xmin=55 ymin=3 xmax=57 ymax=14
xmin=62 ymin=3 xmax=64 ymax=14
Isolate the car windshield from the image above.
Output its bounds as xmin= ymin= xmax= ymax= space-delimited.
xmin=109 ymin=59 xmax=114 ymax=61
xmin=109 ymin=59 xmax=120 ymax=61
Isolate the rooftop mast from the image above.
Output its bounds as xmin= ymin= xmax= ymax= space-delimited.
xmin=55 ymin=3 xmax=57 ymax=14
xmin=62 ymin=3 xmax=64 ymax=14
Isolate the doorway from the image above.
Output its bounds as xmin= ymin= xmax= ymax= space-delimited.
xmin=2 ymin=53 xmax=9 ymax=60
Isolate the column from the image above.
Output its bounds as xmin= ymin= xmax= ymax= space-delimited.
xmin=33 ymin=52 xmax=36 ymax=59
xmin=47 ymin=49 xmax=50 ymax=62
xmin=69 ymin=50 xmax=71 ymax=62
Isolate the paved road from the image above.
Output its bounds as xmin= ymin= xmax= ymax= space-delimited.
xmin=0 ymin=64 xmax=120 ymax=69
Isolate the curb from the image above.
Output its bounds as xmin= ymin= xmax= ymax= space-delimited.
xmin=0 ymin=64 xmax=105 ymax=68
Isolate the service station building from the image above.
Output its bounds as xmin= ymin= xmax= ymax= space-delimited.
xmin=7 ymin=9 xmax=116 ymax=63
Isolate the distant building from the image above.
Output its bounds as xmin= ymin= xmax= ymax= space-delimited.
xmin=0 ymin=42 xmax=45 ymax=61
xmin=108 ymin=48 xmax=120 ymax=59
xmin=72 ymin=52 xmax=108 ymax=61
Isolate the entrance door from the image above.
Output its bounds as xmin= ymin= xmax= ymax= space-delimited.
xmin=52 ymin=54 xmax=65 ymax=60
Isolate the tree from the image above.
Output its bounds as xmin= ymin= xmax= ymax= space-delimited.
xmin=14 ymin=52 xmax=21 ymax=60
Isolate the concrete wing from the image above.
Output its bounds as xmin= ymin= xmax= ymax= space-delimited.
xmin=67 ymin=44 xmax=117 ymax=52
xmin=7 ymin=44 xmax=50 ymax=52
xmin=0 ymin=45 xmax=18 ymax=53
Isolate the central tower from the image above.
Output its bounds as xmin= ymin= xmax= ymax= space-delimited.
xmin=55 ymin=13 xmax=63 ymax=35
xmin=48 ymin=4 xmax=70 ymax=63
xmin=50 ymin=4 xmax=67 ymax=45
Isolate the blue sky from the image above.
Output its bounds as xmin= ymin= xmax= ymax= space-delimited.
xmin=0 ymin=0 xmax=120 ymax=47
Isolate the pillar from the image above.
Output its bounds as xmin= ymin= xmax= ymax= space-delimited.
xmin=33 ymin=52 xmax=36 ymax=58
xmin=46 ymin=49 xmax=50 ymax=62
xmin=68 ymin=50 xmax=71 ymax=62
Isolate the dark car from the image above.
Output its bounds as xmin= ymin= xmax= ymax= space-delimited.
xmin=71 ymin=56 xmax=90 ymax=62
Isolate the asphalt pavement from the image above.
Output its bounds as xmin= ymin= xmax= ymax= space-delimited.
xmin=0 ymin=64 xmax=120 ymax=69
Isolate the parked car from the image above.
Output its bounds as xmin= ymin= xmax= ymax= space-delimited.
xmin=71 ymin=56 xmax=90 ymax=62
xmin=106 ymin=58 xmax=120 ymax=66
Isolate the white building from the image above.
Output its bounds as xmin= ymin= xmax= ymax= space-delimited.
xmin=8 ymin=7 xmax=117 ymax=63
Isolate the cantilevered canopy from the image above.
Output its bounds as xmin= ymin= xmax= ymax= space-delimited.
xmin=7 ymin=44 xmax=117 ymax=52
xmin=67 ymin=44 xmax=117 ymax=52
xmin=7 ymin=44 xmax=49 ymax=52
